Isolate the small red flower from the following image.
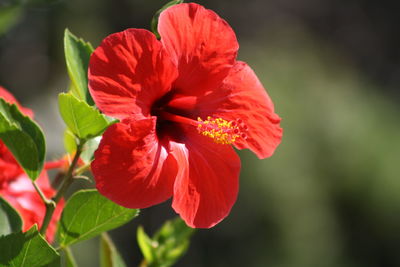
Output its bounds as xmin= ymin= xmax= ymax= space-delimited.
xmin=0 ymin=172 xmax=63 ymax=243
xmin=0 ymin=141 xmax=23 ymax=187
xmin=0 ymin=86 xmax=64 ymax=242
xmin=89 ymin=3 xmax=282 ymax=228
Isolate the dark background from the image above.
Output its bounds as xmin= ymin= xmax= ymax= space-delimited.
xmin=1 ymin=0 xmax=399 ymax=266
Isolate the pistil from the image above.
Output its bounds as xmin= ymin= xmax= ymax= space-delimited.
xmin=158 ymin=111 xmax=247 ymax=145
xmin=158 ymin=110 xmax=198 ymax=127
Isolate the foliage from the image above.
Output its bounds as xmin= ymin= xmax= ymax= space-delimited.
xmin=58 ymin=92 xmax=115 ymax=141
xmin=57 ymin=190 xmax=139 ymax=247
xmin=0 ymin=99 xmax=45 ymax=180
xmin=64 ymin=29 xmax=94 ymax=105
xmin=100 ymin=233 xmax=127 ymax=267
xmin=137 ymin=218 xmax=195 ymax=267
xmin=0 ymin=197 xmax=22 ymax=236
xmin=0 ymin=225 xmax=60 ymax=267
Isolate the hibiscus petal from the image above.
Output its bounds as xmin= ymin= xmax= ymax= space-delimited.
xmin=3 ymin=171 xmax=63 ymax=242
xmin=91 ymin=117 xmax=177 ymax=208
xmin=170 ymin=128 xmax=240 ymax=228
xmin=196 ymin=61 xmax=282 ymax=159
xmin=158 ymin=3 xmax=238 ymax=95
xmin=88 ymin=29 xmax=178 ymax=119
xmin=0 ymin=141 xmax=23 ymax=186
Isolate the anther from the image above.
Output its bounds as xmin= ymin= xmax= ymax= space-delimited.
xmin=197 ymin=116 xmax=248 ymax=144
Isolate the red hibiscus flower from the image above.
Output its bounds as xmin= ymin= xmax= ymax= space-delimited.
xmin=0 ymin=141 xmax=23 ymax=188
xmin=0 ymin=86 xmax=64 ymax=242
xmin=89 ymin=3 xmax=282 ymax=228
xmin=0 ymin=172 xmax=64 ymax=243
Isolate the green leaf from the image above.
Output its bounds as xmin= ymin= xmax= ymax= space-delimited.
xmin=137 ymin=226 xmax=157 ymax=264
xmin=153 ymin=217 xmax=194 ymax=267
xmin=100 ymin=233 xmax=126 ymax=267
xmin=0 ymin=225 xmax=60 ymax=267
xmin=138 ymin=217 xmax=195 ymax=267
xmin=0 ymin=197 xmax=22 ymax=236
xmin=80 ymin=136 xmax=100 ymax=164
xmin=64 ymin=127 xmax=99 ymax=164
xmin=57 ymin=189 xmax=139 ymax=247
xmin=150 ymin=0 xmax=183 ymax=39
xmin=63 ymin=128 xmax=77 ymax=154
xmin=64 ymin=28 xmax=94 ymax=105
xmin=58 ymin=93 xmax=116 ymax=141
xmin=0 ymin=98 xmax=46 ymax=180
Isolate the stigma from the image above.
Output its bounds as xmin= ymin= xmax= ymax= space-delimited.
xmin=197 ymin=116 xmax=248 ymax=145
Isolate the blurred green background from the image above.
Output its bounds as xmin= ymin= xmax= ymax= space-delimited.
xmin=1 ymin=0 xmax=399 ymax=266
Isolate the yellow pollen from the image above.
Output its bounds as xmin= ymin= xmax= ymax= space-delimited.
xmin=197 ymin=116 xmax=247 ymax=144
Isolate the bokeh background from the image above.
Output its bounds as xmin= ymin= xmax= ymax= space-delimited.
xmin=1 ymin=0 xmax=399 ymax=266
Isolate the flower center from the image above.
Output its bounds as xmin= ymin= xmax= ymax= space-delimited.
xmin=158 ymin=111 xmax=247 ymax=145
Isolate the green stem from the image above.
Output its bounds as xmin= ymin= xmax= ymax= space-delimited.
xmin=53 ymin=142 xmax=84 ymax=203
xmin=64 ymin=246 xmax=78 ymax=266
xmin=40 ymin=142 xmax=84 ymax=236
xmin=32 ymin=181 xmax=52 ymax=205
xmin=74 ymin=162 xmax=91 ymax=176
xmin=34 ymin=181 xmax=57 ymax=237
